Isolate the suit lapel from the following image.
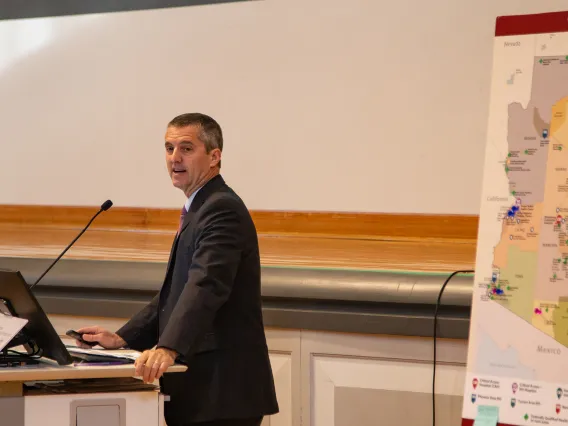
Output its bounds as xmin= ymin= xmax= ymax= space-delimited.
xmin=164 ymin=174 xmax=226 ymax=275
xmin=178 ymin=174 xmax=225 ymax=235
xmin=164 ymin=234 xmax=179 ymax=278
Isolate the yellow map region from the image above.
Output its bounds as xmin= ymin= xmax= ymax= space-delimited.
xmin=492 ymin=246 xmax=536 ymax=322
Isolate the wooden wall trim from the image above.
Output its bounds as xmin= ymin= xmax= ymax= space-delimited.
xmin=0 ymin=205 xmax=478 ymax=272
xmin=250 ymin=211 xmax=478 ymax=241
xmin=0 ymin=205 xmax=178 ymax=231
xmin=0 ymin=205 xmax=479 ymax=242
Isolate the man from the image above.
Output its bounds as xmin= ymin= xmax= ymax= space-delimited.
xmin=76 ymin=113 xmax=279 ymax=426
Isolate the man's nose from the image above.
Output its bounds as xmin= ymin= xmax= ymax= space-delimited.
xmin=171 ymin=147 xmax=182 ymax=162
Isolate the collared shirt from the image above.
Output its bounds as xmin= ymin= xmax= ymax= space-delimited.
xmin=184 ymin=187 xmax=201 ymax=212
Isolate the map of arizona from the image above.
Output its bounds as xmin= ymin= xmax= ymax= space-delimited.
xmin=490 ymin=55 xmax=568 ymax=347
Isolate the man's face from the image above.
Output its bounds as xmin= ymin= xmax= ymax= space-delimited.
xmin=164 ymin=124 xmax=220 ymax=196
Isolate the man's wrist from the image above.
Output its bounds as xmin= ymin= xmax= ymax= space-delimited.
xmin=114 ymin=334 xmax=127 ymax=349
xmin=157 ymin=347 xmax=178 ymax=360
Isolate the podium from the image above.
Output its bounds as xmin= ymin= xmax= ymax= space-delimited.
xmin=0 ymin=269 xmax=187 ymax=426
xmin=0 ymin=357 xmax=187 ymax=426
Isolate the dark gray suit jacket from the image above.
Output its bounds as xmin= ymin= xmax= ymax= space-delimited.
xmin=116 ymin=175 xmax=279 ymax=424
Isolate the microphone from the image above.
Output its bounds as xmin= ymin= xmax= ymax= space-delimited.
xmin=29 ymin=199 xmax=113 ymax=290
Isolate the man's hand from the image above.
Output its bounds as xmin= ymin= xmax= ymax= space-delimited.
xmin=135 ymin=347 xmax=177 ymax=383
xmin=75 ymin=326 xmax=126 ymax=349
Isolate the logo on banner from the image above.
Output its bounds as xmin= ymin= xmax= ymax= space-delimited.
xmin=473 ymin=378 xmax=478 ymax=389
xmin=512 ymin=382 xmax=518 ymax=393
xmin=558 ymin=388 xmax=563 ymax=399
xmin=511 ymin=398 xmax=516 ymax=408
xmin=471 ymin=394 xmax=477 ymax=403
xmin=556 ymin=404 xmax=561 ymax=414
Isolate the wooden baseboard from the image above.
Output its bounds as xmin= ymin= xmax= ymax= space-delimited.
xmin=0 ymin=205 xmax=479 ymax=272
xmin=250 ymin=211 xmax=478 ymax=241
xmin=0 ymin=205 xmax=479 ymax=241
xmin=0 ymin=205 xmax=178 ymax=231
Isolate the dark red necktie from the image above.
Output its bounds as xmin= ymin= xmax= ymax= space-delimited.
xmin=178 ymin=205 xmax=188 ymax=234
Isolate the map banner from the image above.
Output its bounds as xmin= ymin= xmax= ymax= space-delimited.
xmin=462 ymin=10 xmax=568 ymax=426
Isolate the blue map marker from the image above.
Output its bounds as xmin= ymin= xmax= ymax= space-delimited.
xmin=508 ymin=205 xmax=520 ymax=219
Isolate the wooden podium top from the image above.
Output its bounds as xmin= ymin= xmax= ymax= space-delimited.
xmin=0 ymin=355 xmax=187 ymax=382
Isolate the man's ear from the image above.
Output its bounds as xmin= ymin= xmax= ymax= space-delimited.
xmin=210 ymin=149 xmax=221 ymax=168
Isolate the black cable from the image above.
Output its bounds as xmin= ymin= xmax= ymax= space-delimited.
xmin=8 ymin=342 xmax=42 ymax=358
xmin=432 ymin=269 xmax=474 ymax=426
xmin=0 ymin=337 xmax=43 ymax=367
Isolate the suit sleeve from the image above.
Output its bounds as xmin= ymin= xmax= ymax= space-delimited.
xmin=115 ymin=293 xmax=160 ymax=351
xmin=156 ymin=200 xmax=243 ymax=359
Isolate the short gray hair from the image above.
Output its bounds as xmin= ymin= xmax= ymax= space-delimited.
xmin=168 ymin=113 xmax=223 ymax=154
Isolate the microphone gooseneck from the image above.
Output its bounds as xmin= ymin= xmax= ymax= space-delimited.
xmin=29 ymin=200 xmax=113 ymax=290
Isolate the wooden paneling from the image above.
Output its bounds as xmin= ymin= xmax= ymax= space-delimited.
xmin=0 ymin=205 xmax=478 ymax=273
xmin=0 ymin=205 xmax=479 ymax=241
xmin=0 ymin=204 xmax=180 ymax=231
xmin=250 ymin=211 xmax=479 ymax=241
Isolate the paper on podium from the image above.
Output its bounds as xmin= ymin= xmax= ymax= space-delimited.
xmin=65 ymin=345 xmax=141 ymax=362
xmin=0 ymin=313 xmax=27 ymax=352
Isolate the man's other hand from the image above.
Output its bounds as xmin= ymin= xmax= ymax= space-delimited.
xmin=135 ymin=347 xmax=177 ymax=383
xmin=75 ymin=326 xmax=126 ymax=349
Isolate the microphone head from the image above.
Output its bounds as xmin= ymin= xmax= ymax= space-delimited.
xmin=100 ymin=200 xmax=113 ymax=211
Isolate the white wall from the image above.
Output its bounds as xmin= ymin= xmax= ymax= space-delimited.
xmin=0 ymin=0 xmax=567 ymax=214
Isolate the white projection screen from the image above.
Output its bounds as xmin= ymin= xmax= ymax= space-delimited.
xmin=1 ymin=0 xmax=568 ymax=214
